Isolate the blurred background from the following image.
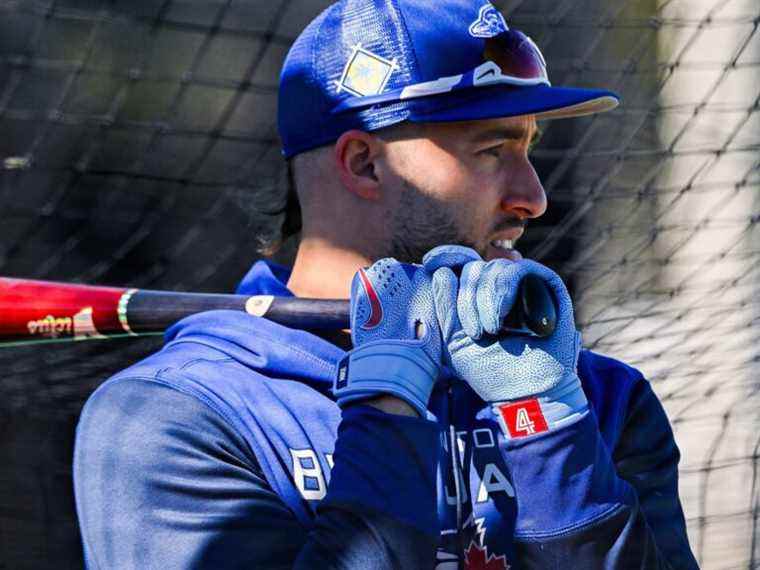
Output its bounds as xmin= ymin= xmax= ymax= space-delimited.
xmin=0 ymin=0 xmax=757 ymax=568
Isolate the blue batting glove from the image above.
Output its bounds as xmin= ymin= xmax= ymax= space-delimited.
xmin=423 ymin=245 xmax=588 ymax=439
xmin=333 ymin=258 xmax=442 ymax=417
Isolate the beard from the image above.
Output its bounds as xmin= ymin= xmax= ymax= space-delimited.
xmin=385 ymin=180 xmax=484 ymax=264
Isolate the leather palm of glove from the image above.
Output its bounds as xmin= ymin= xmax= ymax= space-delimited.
xmin=332 ymin=258 xmax=442 ymax=418
xmin=422 ymin=245 xmax=589 ymax=440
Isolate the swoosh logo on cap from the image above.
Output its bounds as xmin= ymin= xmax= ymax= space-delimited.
xmin=477 ymin=68 xmax=496 ymax=80
xmin=358 ymin=268 xmax=383 ymax=329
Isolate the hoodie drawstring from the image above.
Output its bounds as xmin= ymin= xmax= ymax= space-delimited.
xmin=449 ymin=424 xmax=463 ymax=533
xmin=448 ymin=382 xmax=469 ymax=568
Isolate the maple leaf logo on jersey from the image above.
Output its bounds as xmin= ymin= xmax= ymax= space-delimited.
xmin=464 ymin=541 xmax=510 ymax=570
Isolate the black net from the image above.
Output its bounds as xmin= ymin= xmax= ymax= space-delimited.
xmin=0 ymin=0 xmax=758 ymax=568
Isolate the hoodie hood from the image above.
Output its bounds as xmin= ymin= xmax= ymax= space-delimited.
xmin=163 ymin=260 xmax=344 ymax=398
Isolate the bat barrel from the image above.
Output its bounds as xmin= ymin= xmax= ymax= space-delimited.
xmin=0 ymin=277 xmax=350 ymax=346
xmin=0 ymin=277 xmax=131 ymax=343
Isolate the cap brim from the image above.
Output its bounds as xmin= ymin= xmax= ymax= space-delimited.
xmin=405 ymin=83 xmax=619 ymax=123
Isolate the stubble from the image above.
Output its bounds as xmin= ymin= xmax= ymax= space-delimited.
xmin=386 ymin=180 xmax=481 ymax=264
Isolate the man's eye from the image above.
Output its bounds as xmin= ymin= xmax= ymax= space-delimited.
xmin=479 ymin=145 xmax=502 ymax=157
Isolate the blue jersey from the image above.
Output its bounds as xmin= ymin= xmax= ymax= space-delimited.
xmin=74 ymin=261 xmax=698 ymax=569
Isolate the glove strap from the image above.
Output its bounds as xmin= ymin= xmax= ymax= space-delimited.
xmin=333 ymin=340 xmax=439 ymax=417
xmin=493 ymin=374 xmax=588 ymax=440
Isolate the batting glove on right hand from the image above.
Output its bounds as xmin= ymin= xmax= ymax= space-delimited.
xmin=423 ymin=245 xmax=588 ymax=439
xmin=332 ymin=258 xmax=442 ymax=418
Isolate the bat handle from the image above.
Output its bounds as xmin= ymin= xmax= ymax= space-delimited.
xmin=264 ymin=276 xmax=557 ymax=338
xmin=501 ymin=274 xmax=557 ymax=338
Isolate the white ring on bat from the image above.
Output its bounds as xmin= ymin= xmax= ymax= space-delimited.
xmin=118 ymin=289 xmax=139 ymax=336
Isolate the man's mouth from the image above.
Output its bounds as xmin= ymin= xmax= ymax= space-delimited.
xmin=487 ymin=239 xmax=523 ymax=261
xmin=490 ymin=239 xmax=514 ymax=251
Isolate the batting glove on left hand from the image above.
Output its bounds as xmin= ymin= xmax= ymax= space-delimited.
xmin=333 ymin=258 xmax=442 ymax=418
xmin=423 ymin=245 xmax=588 ymax=439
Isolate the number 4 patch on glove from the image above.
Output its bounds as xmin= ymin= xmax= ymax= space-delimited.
xmin=495 ymin=399 xmax=549 ymax=439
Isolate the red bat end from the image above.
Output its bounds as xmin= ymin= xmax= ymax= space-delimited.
xmin=0 ymin=278 xmax=135 ymax=343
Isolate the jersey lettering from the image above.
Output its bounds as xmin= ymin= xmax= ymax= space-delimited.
xmin=476 ymin=463 xmax=515 ymax=502
xmin=445 ymin=467 xmax=469 ymax=505
xmin=290 ymin=448 xmax=327 ymax=501
xmin=473 ymin=428 xmax=495 ymax=448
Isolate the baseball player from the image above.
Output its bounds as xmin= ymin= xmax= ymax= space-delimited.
xmin=73 ymin=0 xmax=699 ymax=568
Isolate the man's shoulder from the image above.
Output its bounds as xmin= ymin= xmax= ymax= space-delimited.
xmin=99 ymin=340 xmax=266 ymax=403
xmin=578 ymin=349 xmax=648 ymax=399
xmin=579 ymin=349 xmax=644 ymax=382
xmin=86 ymin=337 xmax=339 ymax=441
xmin=577 ymin=349 xmax=661 ymax=447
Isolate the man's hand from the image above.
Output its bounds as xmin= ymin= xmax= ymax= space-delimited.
xmin=423 ymin=245 xmax=588 ymax=437
xmin=332 ymin=257 xmax=442 ymax=418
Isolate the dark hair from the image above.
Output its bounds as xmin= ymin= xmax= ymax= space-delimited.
xmin=258 ymin=122 xmax=414 ymax=257
xmin=255 ymin=161 xmax=302 ymax=257
xmin=281 ymin=161 xmax=303 ymax=243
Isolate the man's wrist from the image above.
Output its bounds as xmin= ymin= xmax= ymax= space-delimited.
xmin=351 ymin=395 xmax=420 ymax=417
xmin=493 ymin=374 xmax=588 ymax=440
xmin=332 ymin=341 xmax=439 ymax=417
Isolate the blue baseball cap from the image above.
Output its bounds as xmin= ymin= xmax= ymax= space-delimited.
xmin=278 ymin=0 xmax=619 ymax=159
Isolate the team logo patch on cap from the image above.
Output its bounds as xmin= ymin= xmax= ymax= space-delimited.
xmin=469 ymin=4 xmax=509 ymax=38
xmin=336 ymin=44 xmax=398 ymax=97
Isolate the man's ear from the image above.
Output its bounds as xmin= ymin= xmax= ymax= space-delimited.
xmin=333 ymin=130 xmax=382 ymax=201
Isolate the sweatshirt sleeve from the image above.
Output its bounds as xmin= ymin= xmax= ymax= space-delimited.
xmin=495 ymin=379 xmax=698 ymax=569
xmin=74 ymin=377 xmax=439 ymax=569
xmin=295 ymin=404 xmax=441 ymax=568
xmin=612 ymin=378 xmax=698 ymax=569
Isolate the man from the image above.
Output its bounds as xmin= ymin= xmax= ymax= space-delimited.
xmin=74 ymin=0 xmax=699 ymax=568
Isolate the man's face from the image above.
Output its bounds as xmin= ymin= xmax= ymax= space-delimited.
xmin=380 ymin=115 xmax=547 ymax=264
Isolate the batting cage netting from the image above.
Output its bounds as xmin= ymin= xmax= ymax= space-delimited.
xmin=0 ymin=0 xmax=758 ymax=568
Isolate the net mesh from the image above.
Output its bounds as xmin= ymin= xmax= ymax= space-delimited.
xmin=0 ymin=0 xmax=758 ymax=568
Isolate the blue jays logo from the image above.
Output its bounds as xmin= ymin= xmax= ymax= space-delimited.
xmin=469 ymin=4 xmax=509 ymax=38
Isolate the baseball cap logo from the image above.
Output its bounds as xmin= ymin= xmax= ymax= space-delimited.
xmin=469 ymin=3 xmax=509 ymax=38
xmin=336 ymin=44 xmax=399 ymax=97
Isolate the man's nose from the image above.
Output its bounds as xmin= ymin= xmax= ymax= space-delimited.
xmin=499 ymin=158 xmax=547 ymax=219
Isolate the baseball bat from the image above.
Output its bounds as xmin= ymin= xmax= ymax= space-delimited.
xmin=0 ymin=276 xmax=556 ymax=348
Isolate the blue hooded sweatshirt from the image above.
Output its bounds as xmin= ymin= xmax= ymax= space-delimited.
xmin=74 ymin=261 xmax=698 ymax=569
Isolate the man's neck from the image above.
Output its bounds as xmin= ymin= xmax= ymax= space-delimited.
xmin=286 ymin=237 xmax=372 ymax=300
xmin=286 ymin=238 xmax=371 ymax=351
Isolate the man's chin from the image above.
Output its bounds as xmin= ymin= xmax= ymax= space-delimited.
xmin=389 ymin=241 xmax=522 ymax=264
